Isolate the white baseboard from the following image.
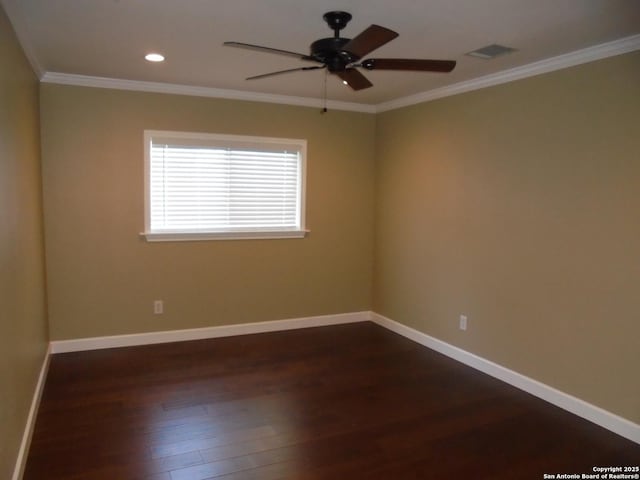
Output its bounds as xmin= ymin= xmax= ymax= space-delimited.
xmin=12 ymin=344 xmax=51 ymax=480
xmin=45 ymin=310 xmax=639 ymax=445
xmin=50 ymin=311 xmax=371 ymax=354
xmin=370 ymin=312 xmax=640 ymax=445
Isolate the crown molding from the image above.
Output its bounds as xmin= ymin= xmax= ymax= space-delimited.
xmin=377 ymin=33 xmax=640 ymax=112
xmin=40 ymin=72 xmax=377 ymax=114
xmin=37 ymin=34 xmax=640 ymax=114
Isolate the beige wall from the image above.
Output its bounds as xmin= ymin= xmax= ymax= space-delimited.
xmin=40 ymin=85 xmax=376 ymax=340
xmin=0 ymin=5 xmax=49 ymax=479
xmin=374 ymin=51 xmax=640 ymax=423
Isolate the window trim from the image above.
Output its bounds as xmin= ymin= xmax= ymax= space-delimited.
xmin=142 ymin=130 xmax=308 ymax=242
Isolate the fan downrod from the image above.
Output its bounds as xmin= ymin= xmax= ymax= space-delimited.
xmin=323 ymin=11 xmax=352 ymax=37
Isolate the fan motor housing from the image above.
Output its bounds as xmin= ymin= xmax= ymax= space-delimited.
xmin=310 ymin=37 xmax=358 ymax=72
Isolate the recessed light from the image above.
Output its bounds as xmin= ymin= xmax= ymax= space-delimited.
xmin=145 ymin=53 xmax=165 ymax=62
xmin=342 ymin=80 xmax=348 ymax=85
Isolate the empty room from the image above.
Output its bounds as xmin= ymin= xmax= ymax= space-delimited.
xmin=1 ymin=1 xmax=639 ymax=479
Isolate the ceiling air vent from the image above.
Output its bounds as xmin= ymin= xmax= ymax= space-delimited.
xmin=466 ymin=44 xmax=517 ymax=59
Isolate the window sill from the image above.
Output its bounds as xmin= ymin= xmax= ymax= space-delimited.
xmin=140 ymin=230 xmax=309 ymax=242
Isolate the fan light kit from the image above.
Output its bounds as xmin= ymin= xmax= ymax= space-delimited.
xmin=224 ymin=11 xmax=456 ymax=91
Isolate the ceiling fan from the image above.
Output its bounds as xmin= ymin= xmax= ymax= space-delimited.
xmin=224 ymin=11 xmax=456 ymax=91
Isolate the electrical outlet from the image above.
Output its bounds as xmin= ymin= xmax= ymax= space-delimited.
xmin=154 ymin=300 xmax=163 ymax=315
xmin=459 ymin=314 xmax=468 ymax=331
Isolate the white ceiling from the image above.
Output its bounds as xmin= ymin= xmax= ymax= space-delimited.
xmin=3 ymin=0 xmax=640 ymax=107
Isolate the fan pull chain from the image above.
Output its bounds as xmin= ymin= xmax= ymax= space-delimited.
xmin=321 ymin=69 xmax=328 ymax=113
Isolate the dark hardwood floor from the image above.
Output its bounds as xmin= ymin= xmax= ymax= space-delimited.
xmin=24 ymin=322 xmax=638 ymax=479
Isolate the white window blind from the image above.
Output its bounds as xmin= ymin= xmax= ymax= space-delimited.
xmin=144 ymin=131 xmax=306 ymax=241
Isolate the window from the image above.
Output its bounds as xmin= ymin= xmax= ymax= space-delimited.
xmin=143 ymin=130 xmax=307 ymax=241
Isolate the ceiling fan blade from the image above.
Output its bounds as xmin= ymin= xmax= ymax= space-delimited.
xmin=224 ymin=41 xmax=315 ymax=61
xmin=342 ymin=25 xmax=399 ymax=58
xmin=362 ymin=58 xmax=456 ymax=72
xmin=247 ymin=66 xmax=325 ymax=81
xmin=336 ymin=69 xmax=373 ymax=91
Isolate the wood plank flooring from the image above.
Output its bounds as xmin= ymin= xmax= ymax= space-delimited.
xmin=24 ymin=322 xmax=639 ymax=479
